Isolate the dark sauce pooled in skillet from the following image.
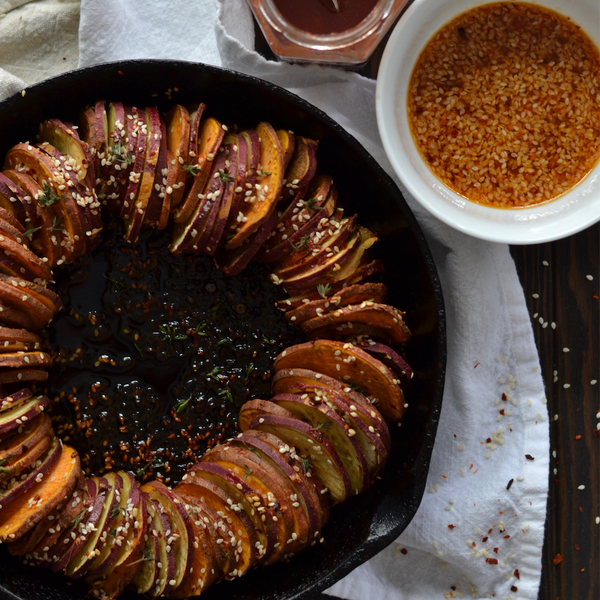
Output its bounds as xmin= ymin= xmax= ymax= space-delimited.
xmin=44 ymin=222 xmax=304 ymax=484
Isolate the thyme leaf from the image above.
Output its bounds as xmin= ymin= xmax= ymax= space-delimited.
xmin=289 ymin=234 xmax=311 ymax=251
xmin=217 ymin=384 xmax=234 ymax=404
xmin=113 ymin=140 xmax=134 ymax=164
xmin=182 ymin=163 xmax=200 ymax=176
xmin=38 ymin=182 xmax=60 ymax=207
xmin=175 ymin=396 xmax=192 ymax=415
xmin=158 ymin=323 xmax=188 ymax=344
xmin=23 ymin=226 xmax=41 ymax=239
xmin=317 ymin=283 xmax=331 ymax=299
xmin=303 ymin=198 xmax=322 ymax=211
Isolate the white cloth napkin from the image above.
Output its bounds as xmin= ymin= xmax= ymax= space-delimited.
xmin=0 ymin=1 xmax=549 ymax=598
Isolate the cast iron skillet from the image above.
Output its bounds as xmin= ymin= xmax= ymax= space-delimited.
xmin=0 ymin=60 xmax=446 ymax=600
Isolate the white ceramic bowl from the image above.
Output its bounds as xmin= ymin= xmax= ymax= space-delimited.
xmin=376 ymin=0 xmax=600 ymax=244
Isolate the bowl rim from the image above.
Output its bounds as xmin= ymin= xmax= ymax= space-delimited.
xmin=376 ymin=0 xmax=600 ymax=245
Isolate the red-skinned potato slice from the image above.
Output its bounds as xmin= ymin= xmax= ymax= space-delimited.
xmin=173 ymin=482 xmax=233 ymax=581
xmin=65 ymin=471 xmax=123 ymax=578
xmin=0 ymin=436 xmax=61 ymax=511
xmin=239 ymin=398 xmax=295 ymax=432
xmin=275 ymin=259 xmax=385 ymax=311
xmin=0 ymin=369 xmax=48 ymax=386
xmin=0 ymin=387 xmax=34 ymax=413
xmin=187 ymin=103 xmax=206 ymax=158
xmin=46 ymin=477 xmax=105 ymax=571
xmin=143 ymin=107 xmax=169 ymax=229
xmin=167 ymin=489 xmax=218 ymax=598
xmin=202 ymin=443 xmax=297 ymax=563
xmin=203 ymin=139 xmax=239 ymax=254
xmin=0 ymin=170 xmax=56 ymax=265
xmin=0 ymin=442 xmax=80 ymax=543
xmin=170 ymin=147 xmax=228 ymax=255
xmin=276 ymin=129 xmax=295 ymax=171
xmin=0 ymin=412 xmax=51 ymax=463
xmin=247 ymin=413 xmax=351 ymax=504
xmin=225 ymin=122 xmax=284 ymax=249
xmin=119 ymin=106 xmax=148 ymax=228
xmin=86 ymin=471 xmax=137 ymax=577
xmin=354 ymin=338 xmax=414 ymax=388
xmin=271 ymin=367 xmax=391 ymax=451
xmin=165 ymin=104 xmax=191 ymax=209
xmin=8 ymin=472 xmax=86 ymax=557
xmin=284 ymin=283 xmax=387 ymax=324
xmin=87 ymin=481 xmax=148 ymax=600
xmin=231 ymin=431 xmax=327 ymax=540
xmin=222 ymin=133 xmax=248 ymax=234
xmin=0 ymin=433 xmax=53 ymax=483
xmin=261 ymin=172 xmax=330 ymax=262
xmin=176 ymin=473 xmax=257 ymax=578
xmin=4 ymin=144 xmax=86 ymax=263
xmin=214 ymin=204 xmax=279 ymax=276
xmin=183 ymin=462 xmax=269 ymax=575
xmin=0 ymin=174 xmax=29 ymax=225
xmin=274 ymin=339 xmax=406 ymax=422
xmin=130 ymin=495 xmax=159 ymax=596
xmin=302 ymin=302 xmax=411 ymax=345
xmin=173 ymin=115 xmax=223 ymax=224
xmin=123 ymin=107 xmax=161 ymax=242
xmin=0 ymin=206 xmax=25 ymax=234
xmin=140 ymin=480 xmax=195 ymax=595
xmin=206 ymin=442 xmax=310 ymax=559
xmin=0 ymin=394 xmax=49 ymax=437
xmin=260 ymin=180 xmax=336 ymax=266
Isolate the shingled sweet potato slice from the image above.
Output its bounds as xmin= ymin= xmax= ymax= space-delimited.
xmin=0 ymin=413 xmax=51 ymax=464
xmin=0 ymin=213 xmax=29 ymax=247
xmin=274 ymin=339 xmax=406 ymax=422
xmin=231 ymin=431 xmax=327 ymax=542
xmin=302 ymin=302 xmax=411 ymax=345
xmin=202 ymin=443 xmax=299 ymax=563
xmin=271 ymin=367 xmax=391 ymax=452
xmin=276 ymin=129 xmax=296 ymax=171
xmin=164 ymin=104 xmax=191 ymax=210
xmin=130 ymin=495 xmax=159 ymax=596
xmin=0 ymin=433 xmax=53 ymax=483
xmin=173 ymin=114 xmax=223 ymax=224
xmin=284 ymin=283 xmax=387 ymax=324
xmin=238 ymin=398 xmax=295 ymax=432
xmin=225 ymin=122 xmax=284 ymax=249
xmin=0 ymin=387 xmax=34 ymax=413
xmin=0 ymin=232 xmax=52 ymax=283
xmin=143 ymin=109 xmax=170 ymax=229
xmin=79 ymin=101 xmax=107 ymax=177
xmin=0 ymin=170 xmax=57 ymax=265
xmin=0 ymin=442 xmax=80 ymax=543
xmin=247 ymin=413 xmax=351 ymax=505
xmin=354 ymin=338 xmax=413 ymax=388
xmin=0 ymin=206 xmax=24 ymax=234
xmin=0 ymin=394 xmax=49 ymax=437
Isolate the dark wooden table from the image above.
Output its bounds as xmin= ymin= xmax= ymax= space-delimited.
xmin=255 ymin=22 xmax=600 ymax=600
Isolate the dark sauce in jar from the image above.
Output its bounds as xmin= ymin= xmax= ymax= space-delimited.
xmin=44 ymin=222 xmax=304 ymax=484
xmin=272 ymin=0 xmax=380 ymax=35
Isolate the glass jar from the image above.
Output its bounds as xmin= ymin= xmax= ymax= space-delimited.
xmin=248 ymin=0 xmax=410 ymax=66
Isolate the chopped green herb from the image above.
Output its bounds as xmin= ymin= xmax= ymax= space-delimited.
xmin=242 ymin=464 xmax=253 ymax=481
xmin=262 ymin=335 xmax=272 ymax=345
xmin=208 ymin=301 xmax=227 ymax=325
xmin=182 ymin=163 xmax=200 ymax=176
xmin=23 ymin=226 xmax=41 ymax=239
xmin=50 ymin=215 xmax=63 ymax=232
xmin=175 ymin=396 xmax=192 ymax=414
xmin=217 ymin=337 xmax=230 ymax=346
xmin=108 ymin=528 xmax=117 ymax=537
xmin=110 ymin=506 xmax=121 ymax=519
xmin=218 ymin=385 xmax=234 ymax=404
xmin=158 ymin=323 xmax=188 ymax=344
xmin=207 ymin=366 xmax=221 ymax=381
xmin=70 ymin=509 xmax=85 ymax=530
xmin=316 ymin=421 xmax=332 ymax=430
xmin=112 ymin=140 xmax=134 ymax=164
xmin=134 ymin=342 xmax=145 ymax=359
xmin=218 ymin=169 xmax=233 ymax=185
xmin=303 ymin=198 xmax=322 ymax=211
xmin=241 ymin=442 xmax=262 ymax=458
xmin=38 ymin=182 xmax=60 ymax=207
xmin=104 ymin=274 xmax=125 ymax=293
xmin=258 ymin=170 xmax=271 ymax=177
xmin=135 ymin=457 xmax=163 ymax=479
xmin=289 ymin=234 xmax=311 ymax=251
xmin=194 ymin=322 xmax=207 ymax=336
xmin=245 ymin=362 xmax=255 ymax=380
xmin=300 ymin=457 xmax=312 ymax=474
xmin=317 ymin=283 xmax=331 ymax=299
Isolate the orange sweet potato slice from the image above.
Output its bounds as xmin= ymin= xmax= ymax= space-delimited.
xmin=274 ymin=339 xmax=406 ymax=422
xmin=225 ymin=122 xmax=284 ymax=249
xmin=173 ymin=115 xmax=223 ymax=224
xmin=165 ymin=104 xmax=191 ymax=210
xmin=276 ymin=129 xmax=295 ymax=171
xmin=0 ymin=442 xmax=80 ymax=543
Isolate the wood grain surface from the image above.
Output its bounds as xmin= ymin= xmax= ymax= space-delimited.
xmin=254 ymin=15 xmax=600 ymax=600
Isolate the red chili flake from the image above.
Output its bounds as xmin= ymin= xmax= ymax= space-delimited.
xmin=448 ymin=524 xmax=456 ymax=530
xmin=485 ymin=558 xmax=498 ymax=564
xmin=579 ymin=507 xmax=583 ymax=512
xmin=507 ymin=478 xmax=514 ymax=490
xmin=593 ymin=295 xmax=598 ymax=300
xmin=504 ymin=535 xmax=511 ymax=539
xmin=451 ymin=586 xmax=456 ymax=591
xmin=482 ymin=536 xmax=489 ymax=542
xmin=575 ymin=435 xmax=582 ymax=440
xmin=400 ymin=548 xmax=408 ymax=555
xmin=493 ymin=547 xmax=499 ymax=554
xmin=474 ymin=362 xmax=480 ymax=368
xmin=553 ymin=553 xmax=563 ymax=565
xmin=593 ymin=429 xmax=600 ymax=439
xmin=499 ymin=511 xmax=504 ymax=515
xmin=486 ymin=437 xmax=492 ymax=443
xmin=502 ymin=393 xmax=507 ymax=401
xmin=488 ymin=528 xmax=493 ymax=534
xmin=514 ymin=569 xmax=520 ymax=579
xmin=499 ymin=409 xmax=505 ymax=415
xmin=442 ymin=474 xmax=447 ymax=479
xmin=473 ymin=468 xmax=478 ymax=473
xmin=525 ymin=454 xmax=535 ymax=460
xmin=575 ymin=544 xmax=581 ymax=550
xmin=469 ymin=464 xmax=474 ymax=470
xmin=472 ymin=542 xmax=477 ymax=547
xmin=510 ymin=586 xmax=518 ymax=592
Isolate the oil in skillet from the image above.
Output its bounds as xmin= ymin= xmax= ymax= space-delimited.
xmin=272 ymin=0 xmax=379 ymax=35
xmin=44 ymin=222 xmax=304 ymax=484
